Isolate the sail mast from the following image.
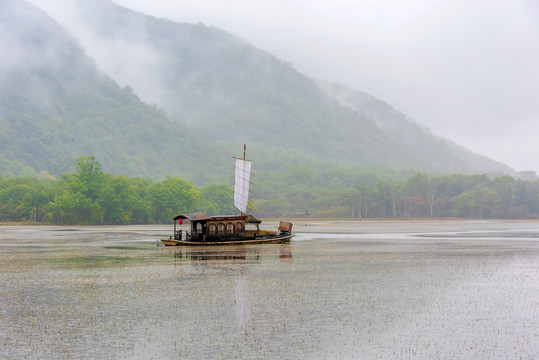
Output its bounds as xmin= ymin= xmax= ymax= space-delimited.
xmin=234 ymin=144 xmax=251 ymax=215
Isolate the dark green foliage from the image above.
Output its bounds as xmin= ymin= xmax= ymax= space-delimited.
xmin=197 ymin=184 xmax=236 ymax=215
xmin=34 ymin=157 xmax=203 ymax=224
xmin=0 ymin=176 xmax=58 ymax=222
xmin=147 ymin=177 xmax=198 ymax=223
xmin=0 ymin=157 xmax=538 ymax=224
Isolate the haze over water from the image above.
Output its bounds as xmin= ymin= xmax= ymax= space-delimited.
xmin=1 ymin=220 xmax=537 ymax=359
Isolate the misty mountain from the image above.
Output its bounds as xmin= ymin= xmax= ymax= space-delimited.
xmin=64 ymin=0 xmax=512 ymax=174
xmin=0 ymin=0 xmax=229 ymax=181
xmin=0 ymin=0 xmax=514 ymax=182
xmin=318 ymin=82 xmax=515 ymax=175
xmin=68 ymin=0 xmax=406 ymax=167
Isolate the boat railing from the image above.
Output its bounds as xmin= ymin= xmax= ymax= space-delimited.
xmin=174 ymin=230 xmax=182 ymax=240
xmin=207 ymin=232 xmax=246 ymax=240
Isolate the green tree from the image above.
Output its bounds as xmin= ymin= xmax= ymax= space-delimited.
xmin=147 ymin=176 xmax=199 ymax=223
xmin=491 ymin=176 xmax=516 ymax=218
xmin=46 ymin=191 xmax=103 ymax=224
xmin=45 ymin=157 xmax=105 ymax=224
xmin=72 ymin=156 xmax=104 ymax=200
xmin=0 ymin=177 xmax=59 ymax=222
xmin=197 ymin=184 xmax=235 ymax=215
xmin=98 ymin=175 xmax=138 ymax=224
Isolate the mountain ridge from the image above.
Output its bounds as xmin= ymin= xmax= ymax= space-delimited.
xmin=0 ymin=0 xmax=515 ymax=180
xmin=318 ymin=81 xmax=515 ymax=175
xmin=0 ymin=0 xmax=230 ymax=181
xmin=68 ymin=0 xmax=513 ymax=174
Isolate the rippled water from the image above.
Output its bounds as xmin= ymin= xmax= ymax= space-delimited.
xmin=0 ymin=221 xmax=538 ymax=359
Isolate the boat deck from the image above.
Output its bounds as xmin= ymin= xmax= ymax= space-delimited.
xmin=161 ymin=233 xmax=294 ymax=246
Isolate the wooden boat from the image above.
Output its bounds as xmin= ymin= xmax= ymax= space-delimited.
xmin=161 ymin=232 xmax=294 ymax=246
xmin=160 ymin=213 xmax=294 ymax=247
xmin=160 ymin=146 xmax=294 ymax=246
xmin=161 ymin=236 xmax=293 ymax=246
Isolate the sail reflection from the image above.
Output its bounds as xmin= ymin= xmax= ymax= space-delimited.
xmin=235 ymin=266 xmax=251 ymax=327
xmin=170 ymin=245 xmax=293 ymax=328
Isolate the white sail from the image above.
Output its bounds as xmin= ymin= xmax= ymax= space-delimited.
xmin=234 ymin=159 xmax=251 ymax=214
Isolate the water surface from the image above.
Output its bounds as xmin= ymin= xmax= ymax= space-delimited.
xmin=0 ymin=221 xmax=537 ymax=359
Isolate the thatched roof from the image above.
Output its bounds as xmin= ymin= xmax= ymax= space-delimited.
xmin=246 ymin=214 xmax=261 ymax=224
xmin=173 ymin=212 xmax=210 ymax=221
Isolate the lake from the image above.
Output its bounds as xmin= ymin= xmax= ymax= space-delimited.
xmin=1 ymin=220 xmax=538 ymax=359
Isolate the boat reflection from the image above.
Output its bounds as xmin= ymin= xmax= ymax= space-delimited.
xmin=168 ymin=245 xmax=293 ymax=329
xmin=279 ymin=245 xmax=292 ymax=261
xmin=171 ymin=244 xmax=293 ymax=263
xmin=173 ymin=249 xmax=260 ymax=262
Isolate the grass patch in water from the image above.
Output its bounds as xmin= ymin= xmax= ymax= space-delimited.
xmin=103 ymin=246 xmax=152 ymax=251
xmin=53 ymin=254 xmax=135 ymax=269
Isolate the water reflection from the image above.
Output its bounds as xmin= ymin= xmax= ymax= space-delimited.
xmin=278 ymin=246 xmax=292 ymax=261
xmin=1 ymin=224 xmax=538 ymax=359
xmin=170 ymin=245 xmax=293 ymax=263
xmin=235 ymin=267 xmax=251 ymax=328
xmin=172 ymin=249 xmax=261 ymax=262
xmin=169 ymin=246 xmax=293 ymax=329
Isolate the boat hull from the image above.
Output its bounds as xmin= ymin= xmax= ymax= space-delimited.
xmin=161 ymin=233 xmax=294 ymax=246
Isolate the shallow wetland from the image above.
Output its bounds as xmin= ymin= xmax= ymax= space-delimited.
xmin=0 ymin=220 xmax=538 ymax=359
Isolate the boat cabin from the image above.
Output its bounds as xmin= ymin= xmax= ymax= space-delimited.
xmin=172 ymin=212 xmax=247 ymax=242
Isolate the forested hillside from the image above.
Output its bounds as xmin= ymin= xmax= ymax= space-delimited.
xmin=319 ymin=82 xmax=515 ymax=175
xmin=0 ymin=0 xmax=515 ymax=184
xmin=69 ymin=0 xmax=512 ymax=174
xmin=0 ymin=0 xmax=229 ymax=181
xmin=72 ymin=0 xmax=409 ymax=168
xmin=0 ymin=0 xmax=534 ymax=225
xmin=1 ymin=157 xmax=537 ymax=224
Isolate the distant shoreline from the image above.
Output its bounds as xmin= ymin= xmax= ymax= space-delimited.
xmin=2 ymin=219 xmax=539 ymax=235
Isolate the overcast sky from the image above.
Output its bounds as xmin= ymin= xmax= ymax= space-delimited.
xmin=29 ymin=0 xmax=539 ymax=172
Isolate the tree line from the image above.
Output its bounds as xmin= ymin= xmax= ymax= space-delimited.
xmin=1 ymin=157 xmax=538 ymax=224
xmin=254 ymin=169 xmax=539 ymax=219
xmin=0 ymin=157 xmax=235 ymax=225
